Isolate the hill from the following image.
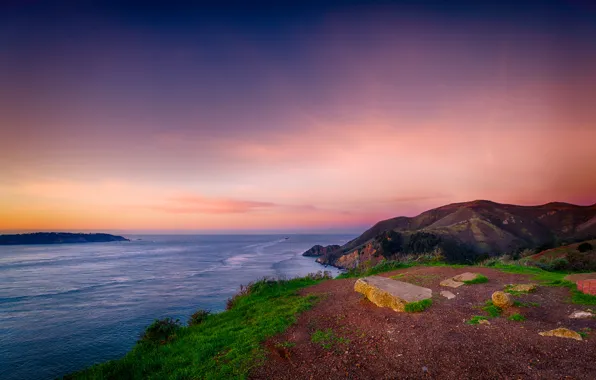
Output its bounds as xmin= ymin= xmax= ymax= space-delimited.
xmin=0 ymin=232 xmax=129 ymax=245
xmin=315 ymin=200 xmax=596 ymax=268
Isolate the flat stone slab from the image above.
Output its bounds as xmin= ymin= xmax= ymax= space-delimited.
xmin=453 ymin=272 xmax=481 ymax=282
xmin=440 ymin=290 xmax=456 ymax=299
xmin=354 ymin=276 xmax=432 ymax=312
xmin=440 ymin=278 xmax=464 ymax=288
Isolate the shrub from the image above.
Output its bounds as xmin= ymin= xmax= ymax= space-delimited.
xmin=140 ymin=318 xmax=181 ymax=344
xmin=404 ymin=298 xmax=432 ymax=313
xmin=188 ymin=309 xmax=210 ymax=326
xmin=578 ymin=242 xmax=593 ymax=253
xmin=551 ymin=258 xmax=569 ymax=271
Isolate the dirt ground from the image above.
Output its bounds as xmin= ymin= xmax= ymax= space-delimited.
xmin=251 ymin=267 xmax=596 ymax=380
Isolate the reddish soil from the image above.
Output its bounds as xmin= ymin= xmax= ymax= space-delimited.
xmin=251 ymin=267 xmax=596 ymax=380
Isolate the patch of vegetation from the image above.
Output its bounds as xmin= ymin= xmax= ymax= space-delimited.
xmin=337 ymin=260 xmax=413 ymax=279
xmin=492 ymin=264 xmax=567 ymax=284
xmin=67 ymin=275 xmax=325 ymax=379
xmin=571 ymin=289 xmax=596 ymax=305
xmin=404 ymin=298 xmax=432 ymax=313
xmin=579 ymin=327 xmax=592 ymax=339
xmin=139 ymin=318 xmax=182 ymax=345
xmin=482 ymin=300 xmax=503 ymax=317
xmin=463 ymin=274 xmax=488 ymax=285
xmin=188 ymin=309 xmax=211 ymax=327
xmin=513 ymin=300 xmax=540 ymax=308
xmin=275 ymin=341 xmax=296 ymax=349
xmin=508 ymin=313 xmax=526 ymax=322
xmin=311 ymin=329 xmax=350 ymax=350
xmin=466 ymin=315 xmax=488 ymax=325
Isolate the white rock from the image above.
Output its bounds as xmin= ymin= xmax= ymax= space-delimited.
xmin=440 ymin=290 xmax=456 ymax=299
xmin=569 ymin=310 xmax=594 ymax=319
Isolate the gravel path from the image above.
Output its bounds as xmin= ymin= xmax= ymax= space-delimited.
xmin=251 ymin=267 xmax=596 ymax=379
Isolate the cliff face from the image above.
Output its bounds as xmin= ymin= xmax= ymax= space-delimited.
xmin=315 ymin=200 xmax=596 ymax=269
xmin=302 ymin=244 xmax=341 ymax=257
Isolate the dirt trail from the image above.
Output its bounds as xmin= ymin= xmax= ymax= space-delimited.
xmin=251 ymin=267 xmax=596 ymax=380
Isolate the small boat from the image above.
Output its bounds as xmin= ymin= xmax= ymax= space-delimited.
xmin=284 ymin=237 xmax=289 ymax=240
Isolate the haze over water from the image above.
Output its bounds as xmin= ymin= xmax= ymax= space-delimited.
xmin=0 ymin=235 xmax=350 ymax=380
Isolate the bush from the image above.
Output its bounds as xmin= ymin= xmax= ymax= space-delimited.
xmin=578 ymin=242 xmax=593 ymax=253
xmin=140 ymin=318 xmax=181 ymax=344
xmin=188 ymin=309 xmax=211 ymax=326
xmin=551 ymin=258 xmax=569 ymax=271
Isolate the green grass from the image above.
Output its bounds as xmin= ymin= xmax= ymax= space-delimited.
xmin=508 ymin=313 xmax=526 ymax=322
xmin=513 ymin=300 xmax=540 ymax=308
xmin=571 ymin=289 xmax=596 ymax=305
xmin=482 ymin=300 xmax=503 ymax=317
xmin=467 ymin=315 xmax=489 ymax=325
xmin=463 ymin=274 xmax=488 ymax=285
xmin=493 ymin=264 xmax=596 ymax=305
xmin=310 ymin=329 xmax=350 ymax=350
xmin=404 ymin=298 xmax=433 ymax=313
xmin=337 ymin=260 xmax=414 ymax=279
xmin=492 ymin=264 xmax=568 ymax=284
xmin=66 ymin=276 xmax=325 ymax=379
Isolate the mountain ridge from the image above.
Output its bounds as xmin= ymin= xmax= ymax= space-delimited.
xmin=315 ymin=200 xmax=596 ymax=268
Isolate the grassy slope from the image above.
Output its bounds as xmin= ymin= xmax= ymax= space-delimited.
xmin=66 ymin=277 xmax=323 ymax=380
xmin=66 ymin=261 xmax=596 ymax=379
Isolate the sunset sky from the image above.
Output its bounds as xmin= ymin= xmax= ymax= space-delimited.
xmin=1 ymin=1 xmax=595 ymax=233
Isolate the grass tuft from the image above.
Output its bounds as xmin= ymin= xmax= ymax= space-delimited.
xmin=404 ymin=298 xmax=432 ymax=313
xmin=508 ymin=313 xmax=526 ymax=322
xmin=310 ymin=329 xmax=350 ymax=350
xmin=482 ymin=300 xmax=503 ymax=317
xmin=463 ymin=274 xmax=488 ymax=285
xmin=467 ymin=315 xmax=489 ymax=325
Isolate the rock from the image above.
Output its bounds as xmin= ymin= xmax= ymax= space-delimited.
xmin=440 ymin=290 xmax=456 ymax=299
xmin=479 ymin=319 xmax=491 ymax=325
xmin=491 ymin=291 xmax=513 ymax=309
xmin=506 ymin=284 xmax=537 ymax=292
xmin=539 ymin=328 xmax=583 ymax=341
xmin=354 ymin=276 xmax=432 ymax=312
xmin=302 ymin=244 xmax=341 ymax=257
xmin=569 ymin=310 xmax=594 ymax=319
xmin=440 ymin=278 xmax=465 ymax=288
xmin=453 ymin=272 xmax=481 ymax=282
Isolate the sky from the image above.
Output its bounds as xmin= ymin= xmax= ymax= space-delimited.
xmin=1 ymin=0 xmax=595 ymax=233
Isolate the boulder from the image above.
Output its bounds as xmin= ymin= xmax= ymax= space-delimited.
xmin=539 ymin=328 xmax=583 ymax=341
xmin=479 ymin=319 xmax=491 ymax=325
xmin=453 ymin=272 xmax=482 ymax=282
xmin=506 ymin=284 xmax=537 ymax=293
xmin=440 ymin=290 xmax=456 ymax=299
xmin=354 ymin=276 xmax=432 ymax=312
xmin=440 ymin=278 xmax=465 ymax=288
xmin=491 ymin=291 xmax=513 ymax=309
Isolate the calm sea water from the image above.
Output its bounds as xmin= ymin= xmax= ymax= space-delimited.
xmin=0 ymin=234 xmax=353 ymax=380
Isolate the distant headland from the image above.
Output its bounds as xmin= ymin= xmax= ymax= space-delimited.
xmin=0 ymin=232 xmax=129 ymax=245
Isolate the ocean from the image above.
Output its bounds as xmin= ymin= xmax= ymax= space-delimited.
xmin=0 ymin=234 xmax=353 ymax=380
